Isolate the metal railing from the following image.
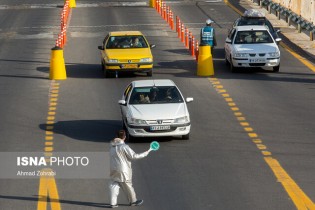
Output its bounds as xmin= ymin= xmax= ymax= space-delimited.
xmin=255 ymin=0 xmax=315 ymax=40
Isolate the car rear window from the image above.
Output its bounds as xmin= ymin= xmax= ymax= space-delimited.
xmin=234 ymin=30 xmax=273 ymax=44
xmin=106 ymin=35 xmax=148 ymax=49
xmin=129 ymin=86 xmax=183 ymax=104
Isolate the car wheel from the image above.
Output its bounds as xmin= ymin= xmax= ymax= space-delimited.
xmin=147 ymin=69 xmax=153 ymax=77
xmin=230 ymin=56 xmax=237 ymax=73
xmin=272 ymin=65 xmax=280 ymax=72
xmin=122 ymin=120 xmax=126 ymax=130
xmin=122 ymin=122 xmax=134 ymax=142
xmin=104 ymin=70 xmax=111 ymax=78
xmin=182 ymin=133 xmax=190 ymax=140
xmin=126 ymin=130 xmax=134 ymax=142
xmin=225 ymin=54 xmax=229 ymax=66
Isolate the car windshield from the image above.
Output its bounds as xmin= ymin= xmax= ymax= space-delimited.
xmin=129 ymin=86 xmax=184 ymax=104
xmin=234 ymin=30 xmax=273 ymax=44
xmin=106 ymin=35 xmax=148 ymax=49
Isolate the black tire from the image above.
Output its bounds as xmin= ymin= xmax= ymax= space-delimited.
xmin=230 ymin=56 xmax=237 ymax=73
xmin=101 ymin=63 xmax=105 ymax=72
xmin=272 ymin=65 xmax=280 ymax=72
xmin=104 ymin=70 xmax=111 ymax=78
xmin=147 ymin=69 xmax=153 ymax=77
xmin=182 ymin=133 xmax=190 ymax=140
xmin=126 ymin=131 xmax=134 ymax=142
xmin=225 ymin=54 xmax=229 ymax=66
xmin=122 ymin=120 xmax=127 ymax=130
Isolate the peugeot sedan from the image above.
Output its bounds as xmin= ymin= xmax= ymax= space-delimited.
xmin=118 ymin=80 xmax=193 ymax=140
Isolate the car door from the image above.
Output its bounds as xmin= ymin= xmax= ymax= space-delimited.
xmin=120 ymin=83 xmax=133 ymax=123
xmin=225 ymin=28 xmax=236 ymax=61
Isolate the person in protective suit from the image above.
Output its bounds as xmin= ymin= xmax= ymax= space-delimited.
xmin=200 ymin=19 xmax=217 ymax=56
xmin=109 ymin=130 xmax=150 ymax=208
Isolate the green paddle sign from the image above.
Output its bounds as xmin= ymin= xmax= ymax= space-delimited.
xmin=149 ymin=141 xmax=160 ymax=151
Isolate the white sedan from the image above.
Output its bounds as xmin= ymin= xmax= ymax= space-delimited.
xmin=118 ymin=79 xmax=193 ymax=140
xmin=225 ymin=25 xmax=281 ymax=72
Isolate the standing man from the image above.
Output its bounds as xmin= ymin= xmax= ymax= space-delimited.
xmin=200 ymin=19 xmax=217 ymax=55
xmin=109 ymin=130 xmax=150 ymax=208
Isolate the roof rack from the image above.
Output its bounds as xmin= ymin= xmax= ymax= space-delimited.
xmin=243 ymin=9 xmax=265 ymax=18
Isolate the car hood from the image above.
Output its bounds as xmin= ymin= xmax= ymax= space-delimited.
xmin=234 ymin=43 xmax=278 ymax=53
xmin=106 ymin=48 xmax=152 ymax=59
xmin=128 ymin=103 xmax=187 ymax=120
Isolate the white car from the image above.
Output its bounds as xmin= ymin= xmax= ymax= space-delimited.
xmin=225 ymin=25 xmax=281 ymax=72
xmin=118 ymin=79 xmax=193 ymax=140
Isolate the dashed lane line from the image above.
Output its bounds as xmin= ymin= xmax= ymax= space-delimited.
xmin=37 ymin=80 xmax=61 ymax=210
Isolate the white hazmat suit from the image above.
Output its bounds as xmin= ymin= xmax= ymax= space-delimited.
xmin=109 ymin=138 xmax=149 ymax=206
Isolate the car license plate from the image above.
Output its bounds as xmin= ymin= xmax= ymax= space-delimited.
xmin=150 ymin=125 xmax=170 ymax=131
xmin=121 ymin=64 xmax=138 ymax=68
xmin=249 ymin=59 xmax=265 ymax=63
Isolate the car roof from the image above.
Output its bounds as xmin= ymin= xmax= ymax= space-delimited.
xmin=109 ymin=31 xmax=144 ymax=36
xmin=132 ymin=79 xmax=176 ymax=87
xmin=235 ymin=25 xmax=268 ymax=31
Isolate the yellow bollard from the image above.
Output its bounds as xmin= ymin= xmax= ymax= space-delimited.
xmin=49 ymin=46 xmax=67 ymax=80
xmin=197 ymin=45 xmax=214 ymax=76
xmin=149 ymin=0 xmax=156 ymax=8
xmin=69 ymin=0 xmax=76 ymax=8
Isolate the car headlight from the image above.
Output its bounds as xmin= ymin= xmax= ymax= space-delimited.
xmin=106 ymin=58 xmax=119 ymax=63
xmin=128 ymin=118 xmax=147 ymax=125
xmin=174 ymin=116 xmax=189 ymax=124
xmin=140 ymin=58 xmax=152 ymax=62
xmin=268 ymin=52 xmax=280 ymax=57
xmin=234 ymin=53 xmax=248 ymax=58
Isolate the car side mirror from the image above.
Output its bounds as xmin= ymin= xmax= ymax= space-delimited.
xmin=186 ymin=97 xmax=193 ymax=103
xmin=276 ymin=29 xmax=281 ymax=33
xmin=150 ymin=44 xmax=156 ymax=48
xmin=225 ymin=39 xmax=232 ymax=44
xmin=275 ymin=38 xmax=282 ymax=43
xmin=98 ymin=46 xmax=104 ymax=50
xmin=118 ymin=100 xmax=127 ymax=105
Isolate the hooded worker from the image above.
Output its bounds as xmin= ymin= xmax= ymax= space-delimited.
xmin=109 ymin=130 xmax=150 ymax=208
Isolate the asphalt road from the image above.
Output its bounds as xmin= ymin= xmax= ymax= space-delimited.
xmin=0 ymin=0 xmax=314 ymax=209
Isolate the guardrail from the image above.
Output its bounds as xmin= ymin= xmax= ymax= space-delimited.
xmin=253 ymin=0 xmax=315 ymax=40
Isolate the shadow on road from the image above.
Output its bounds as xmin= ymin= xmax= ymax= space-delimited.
xmin=39 ymin=120 xmax=121 ymax=143
xmin=0 ymin=194 xmax=127 ymax=208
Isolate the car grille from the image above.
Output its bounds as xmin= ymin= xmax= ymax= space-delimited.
xmin=144 ymin=127 xmax=176 ymax=133
xmin=249 ymin=63 xmax=265 ymax=66
xmin=259 ymin=53 xmax=266 ymax=57
xmin=146 ymin=119 xmax=174 ymax=125
xmin=119 ymin=59 xmax=140 ymax=63
xmin=249 ymin=53 xmax=256 ymax=57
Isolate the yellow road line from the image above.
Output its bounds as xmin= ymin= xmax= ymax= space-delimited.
xmin=37 ymin=170 xmax=61 ymax=210
xmin=279 ymin=42 xmax=315 ymax=73
xmin=209 ymin=77 xmax=315 ymax=209
xmin=37 ymin=81 xmax=61 ymax=210
xmin=265 ymin=157 xmax=315 ymax=209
